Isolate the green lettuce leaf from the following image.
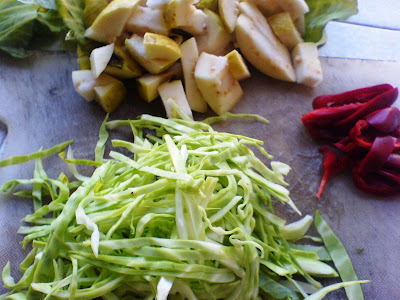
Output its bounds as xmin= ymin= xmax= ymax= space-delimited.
xmin=304 ymin=0 xmax=358 ymax=43
xmin=18 ymin=0 xmax=57 ymax=10
xmin=0 ymin=0 xmax=64 ymax=58
xmin=55 ymin=0 xmax=85 ymax=43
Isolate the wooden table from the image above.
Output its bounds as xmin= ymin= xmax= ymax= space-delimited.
xmin=0 ymin=2 xmax=400 ymax=299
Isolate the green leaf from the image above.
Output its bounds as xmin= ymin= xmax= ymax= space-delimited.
xmin=55 ymin=0 xmax=85 ymax=43
xmin=0 ymin=0 xmax=65 ymax=57
xmin=18 ymin=0 xmax=57 ymax=10
xmin=304 ymin=0 xmax=358 ymax=43
xmin=0 ymin=3 xmax=37 ymax=57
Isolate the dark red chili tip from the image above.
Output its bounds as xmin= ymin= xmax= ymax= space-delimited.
xmin=312 ymin=84 xmax=393 ymax=109
xmin=316 ymin=146 xmax=350 ymax=198
xmin=358 ymin=136 xmax=396 ymax=175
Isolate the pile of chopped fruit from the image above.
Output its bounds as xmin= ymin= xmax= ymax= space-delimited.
xmin=72 ymin=0 xmax=323 ymax=113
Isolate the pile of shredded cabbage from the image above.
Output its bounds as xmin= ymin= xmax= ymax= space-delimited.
xmin=1 ymin=114 xmax=366 ymax=299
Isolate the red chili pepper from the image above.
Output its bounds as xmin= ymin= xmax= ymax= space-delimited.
xmin=334 ymin=87 xmax=398 ymax=129
xmin=303 ymin=84 xmax=400 ymax=198
xmin=380 ymin=154 xmax=400 ymax=184
xmin=366 ymin=106 xmax=400 ymax=133
xmin=316 ymin=146 xmax=351 ymax=198
xmin=378 ymin=169 xmax=400 ymax=184
xmin=334 ymin=136 xmax=366 ymax=157
xmin=358 ymin=136 xmax=396 ymax=175
xmin=301 ymin=103 xmax=364 ymax=140
xmin=352 ymin=168 xmax=400 ymax=197
xmin=312 ymin=84 xmax=393 ymax=109
xmin=348 ymin=119 xmax=400 ymax=151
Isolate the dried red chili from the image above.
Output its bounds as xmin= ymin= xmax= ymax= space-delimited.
xmin=312 ymin=84 xmax=393 ymax=109
xmin=334 ymin=87 xmax=398 ymax=129
xmin=302 ymin=84 xmax=400 ymax=198
xmin=301 ymin=86 xmax=399 ymax=141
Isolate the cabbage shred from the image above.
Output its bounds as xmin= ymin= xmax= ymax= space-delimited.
xmin=1 ymin=114 xmax=365 ymax=299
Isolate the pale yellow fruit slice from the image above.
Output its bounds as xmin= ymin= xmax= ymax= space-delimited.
xmin=267 ymin=12 xmax=303 ymax=49
xmin=292 ymin=42 xmax=323 ymax=87
xmin=278 ymin=0 xmax=309 ymax=21
xmin=194 ymin=52 xmax=243 ymax=115
xmin=104 ymin=45 xmax=142 ymax=79
xmin=180 ymin=37 xmax=208 ymax=112
xmin=225 ymin=50 xmax=250 ymax=81
xmin=164 ymin=0 xmax=207 ymax=35
xmin=126 ymin=35 xmax=176 ymax=74
xmin=195 ymin=9 xmax=232 ymax=56
xmin=143 ymin=32 xmax=182 ymax=61
xmin=83 ymin=0 xmax=108 ymax=27
xmin=85 ymin=0 xmax=140 ymax=44
xmin=72 ymin=70 xmax=96 ymax=101
xmin=158 ymin=80 xmax=193 ymax=119
xmin=235 ymin=2 xmax=296 ymax=82
xmin=90 ymin=43 xmax=115 ymax=78
xmin=146 ymin=0 xmax=169 ymax=8
xmin=126 ymin=6 xmax=169 ymax=36
xmin=218 ymin=0 xmax=239 ymax=33
xmin=137 ymin=63 xmax=182 ymax=103
xmin=196 ymin=0 xmax=218 ymax=12
xmin=248 ymin=0 xmax=283 ymax=17
xmin=293 ymin=14 xmax=306 ymax=36
xmin=93 ymin=73 xmax=127 ymax=112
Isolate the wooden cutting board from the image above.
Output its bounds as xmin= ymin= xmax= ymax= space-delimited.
xmin=1 ymin=51 xmax=399 ymax=299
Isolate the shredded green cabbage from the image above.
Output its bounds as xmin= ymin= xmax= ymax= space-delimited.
xmin=0 ymin=114 xmax=367 ymax=299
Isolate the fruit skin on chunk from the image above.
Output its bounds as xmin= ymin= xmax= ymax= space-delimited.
xmin=104 ymin=45 xmax=142 ymax=80
xmin=85 ymin=0 xmax=140 ymax=44
xmin=194 ymin=52 xmax=243 ymax=115
xmin=196 ymin=0 xmax=218 ymax=12
xmin=125 ymin=34 xmax=177 ymax=74
xmin=72 ymin=70 xmax=96 ymax=101
xmin=93 ymin=73 xmax=127 ymax=112
xmin=180 ymin=37 xmax=208 ymax=113
xmin=218 ymin=0 xmax=239 ymax=33
xmin=267 ymin=12 xmax=303 ymax=49
xmin=126 ymin=6 xmax=169 ymax=36
xmin=225 ymin=49 xmax=251 ymax=81
xmin=143 ymin=32 xmax=182 ymax=61
xmin=292 ymin=42 xmax=323 ymax=87
xmin=195 ymin=8 xmax=232 ymax=56
xmin=235 ymin=1 xmax=296 ymax=82
xmin=248 ymin=0 xmax=283 ymax=17
xmin=157 ymin=80 xmax=193 ymax=119
xmin=277 ymin=0 xmax=309 ymax=35
xmin=137 ymin=62 xmax=182 ymax=103
xmin=83 ymin=0 xmax=108 ymax=27
xmin=277 ymin=0 xmax=309 ymax=21
xmin=164 ymin=0 xmax=207 ymax=35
